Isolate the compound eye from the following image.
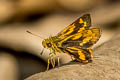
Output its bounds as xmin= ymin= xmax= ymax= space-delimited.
xmin=46 ymin=43 xmax=52 ymax=47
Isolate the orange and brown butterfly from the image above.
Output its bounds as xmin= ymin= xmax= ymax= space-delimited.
xmin=27 ymin=14 xmax=101 ymax=70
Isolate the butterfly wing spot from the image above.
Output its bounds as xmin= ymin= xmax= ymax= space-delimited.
xmin=79 ymin=18 xmax=84 ymax=23
xmin=58 ymin=24 xmax=76 ymax=37
xmin=78 ymin=50 xmax=86 ymax=61
xmin=64 ymin=24 xmax=76 ymax=36
xmin=80 ymin=37 xmax=92 ymax=46
xmin=72 ymin=33 xmax=82 ymax=40
xmin=84 ymin=22 xmax=87 ymax=27
xmin=78 ymin=27 xmax=85 ymax=33
xmin=79 ymin=18 xmax=87 ymax=27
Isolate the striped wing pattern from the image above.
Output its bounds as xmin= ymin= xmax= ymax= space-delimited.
xmin=56 ymin=14 xmax=100 ymax=62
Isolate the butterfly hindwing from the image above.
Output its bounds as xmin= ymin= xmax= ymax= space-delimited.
xmin=79 ymin=28 xmax=101 ymax=48
xmin=61 ymin=47 xmax=93 ymax=62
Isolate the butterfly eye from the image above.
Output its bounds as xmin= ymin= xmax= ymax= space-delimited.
xmin=46 ymin=43 xmax=52 ymax=47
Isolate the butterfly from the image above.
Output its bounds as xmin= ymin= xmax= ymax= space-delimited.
xmin=27 ymin=14 xmax=101 ymax=70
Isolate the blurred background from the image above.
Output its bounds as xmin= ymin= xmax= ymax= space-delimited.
xmin=0 ymin=0 xmax=120 ymax=80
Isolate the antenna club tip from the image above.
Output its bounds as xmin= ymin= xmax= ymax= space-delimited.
xmin=26 ymin=30 xmax=31 ymax=33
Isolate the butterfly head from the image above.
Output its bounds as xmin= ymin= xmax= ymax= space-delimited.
xmin=42 ymin=39 xmax=52 ymax=49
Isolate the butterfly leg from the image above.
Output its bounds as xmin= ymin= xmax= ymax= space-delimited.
xmin=49 ymin=53 xmax=56 ymax=68
xmin=56 ymin=52 xmax=60 ymax=67
xmin=47 ymin=58 xmax=50 ymax=71
xmin=70 ymin=55 xmax=74 ymax=61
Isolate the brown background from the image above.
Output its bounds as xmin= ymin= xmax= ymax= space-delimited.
xmin=0 ymin=0 xmax=120 ymax=80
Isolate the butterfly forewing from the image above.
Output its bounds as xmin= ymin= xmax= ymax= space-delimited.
xmin=57 ymin=14 xmax=91 ymax=39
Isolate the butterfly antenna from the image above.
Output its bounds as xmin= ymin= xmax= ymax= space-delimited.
xmin=26 ymin=30 xmax=44 ymax=39
xmin=40 ymin=48 xmax=44 ymax=55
